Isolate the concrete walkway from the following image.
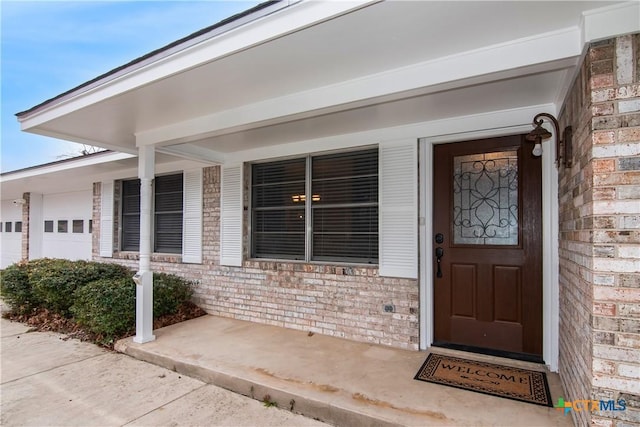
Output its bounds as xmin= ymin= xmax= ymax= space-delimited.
xmin=0 ymin=317 xmax=328 ymax=427
xmin=116 ymin=315 xmax=574 ymax=427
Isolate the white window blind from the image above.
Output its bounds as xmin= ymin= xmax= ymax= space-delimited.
xmin=182 ymin=168 xmax=203 ymax=264
xmin=379 ymin=139 xmax=418 ymax=278
xmin=100 ymin=181 xmax=114 ymax=257
xmin=220 ymin=164 xmax=243 ymax=266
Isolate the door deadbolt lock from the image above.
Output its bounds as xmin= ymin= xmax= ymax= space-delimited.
xmin=435 ymin=233 xmax=444 ymax=244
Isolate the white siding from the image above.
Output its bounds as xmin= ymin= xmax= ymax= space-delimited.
xmin=220 ymin=164 xmax=243 ymax=267
xmin=182 ymin=168 xmax=203 ymax=264
xmin=379 ymin=139 xmax=418 ymax=279
xmin=0 ymin=200 xmax=24 ymax=268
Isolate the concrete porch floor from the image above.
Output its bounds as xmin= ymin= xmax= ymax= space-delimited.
xmin=115 ymin=315 xmax=573 ymax=427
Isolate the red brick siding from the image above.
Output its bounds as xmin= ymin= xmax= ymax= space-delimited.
xmin=21 ymin=192 xmax=30 ymax=261
xmin=558 ymin=34 xmax=640 ymax=427
xmin=94 ymin=166 xmax=420 ymax=350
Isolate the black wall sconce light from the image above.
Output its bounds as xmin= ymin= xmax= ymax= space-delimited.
xmin=525 ymin=113 xmax=573 ymax=168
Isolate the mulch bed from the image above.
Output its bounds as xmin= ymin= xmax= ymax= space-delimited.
xmin=2 ymin=302 xmax=206 ymax=349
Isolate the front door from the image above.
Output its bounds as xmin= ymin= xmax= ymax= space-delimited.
xmin=433 ymin=135 xmax=543 ymax=360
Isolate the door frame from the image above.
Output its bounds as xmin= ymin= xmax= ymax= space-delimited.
xmin=419 ymin=126 xmax=559 ymax=371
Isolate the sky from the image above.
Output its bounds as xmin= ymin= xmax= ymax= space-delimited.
xmin=1 ymin=0 xmax=260 ymax=173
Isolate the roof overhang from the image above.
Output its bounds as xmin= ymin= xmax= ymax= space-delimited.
xmin=0 ymin=151 xmax=207 ymax=199
xmin=16 ymin=1 xmax=640 ymax=164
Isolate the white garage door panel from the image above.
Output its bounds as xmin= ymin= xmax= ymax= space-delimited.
xmin=41 ymin=191 xmax=92 ymax=261
xmin=0 ymin=200 xmax=23 ymax=268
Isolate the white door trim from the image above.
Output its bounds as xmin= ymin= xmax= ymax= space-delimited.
xmin=419 ymin=125 xmax=559 ymax=372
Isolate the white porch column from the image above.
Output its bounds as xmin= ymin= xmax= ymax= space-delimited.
xmin=133 ymin=145 xmax=155 ymax=343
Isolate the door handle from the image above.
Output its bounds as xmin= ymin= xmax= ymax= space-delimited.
xmin=435 ymin=247 xmax=444 ymax=278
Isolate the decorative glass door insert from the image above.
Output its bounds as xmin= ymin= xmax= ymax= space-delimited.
xmin=452 ymin=150 xmax=518 ymax=245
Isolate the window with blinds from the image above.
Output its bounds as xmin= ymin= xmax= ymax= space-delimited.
xmin=154 ymin=174 xmax=183 ymax=253
xmin=120 ymin=173 xmax=183 ymax=254
xmin=251 ymin=149 xmax=378 ymax=263
xmin=312 ymin=150 xmax=378 ymax=263
xmin=252 ymin=158 xmax=306 ymax=260
xmin=121 ymin=179 xmax=141 ymax=251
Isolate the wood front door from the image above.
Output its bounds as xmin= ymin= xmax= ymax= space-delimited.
xmin=433 ymin=135 xmax=543 ymax=360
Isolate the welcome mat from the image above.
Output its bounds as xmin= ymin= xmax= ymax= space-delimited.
xmin=414 ymin=353 xmax=552 ymax=407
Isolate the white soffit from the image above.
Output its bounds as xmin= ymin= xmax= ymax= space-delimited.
xmin=17 ymin=1 xmax=632 ymax=153
xmin=17 ymin=0 xmax=374 ymax=129
xmin=189 ymin=68 xmax=573 ymax=154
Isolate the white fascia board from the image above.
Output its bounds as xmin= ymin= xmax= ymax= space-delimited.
xmin=0 ymin=152 xmax=135 ymax=183
xmin=136 ymin=27 xmax=581 ymax=147
xmin=18 ymin=0 xmax=376 ymax=131
xmin=23 ymin=127 xmax=138 ymax=155
xmin=225 ymin=103 xmax=557 ymax=164
xmin=582 ymin=1 xmax=640 ymax=44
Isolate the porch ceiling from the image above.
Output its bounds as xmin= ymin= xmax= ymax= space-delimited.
xmin=17 ymin=1 xmax=632 ymax=162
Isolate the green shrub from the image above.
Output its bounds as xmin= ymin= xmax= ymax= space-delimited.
xmin=86 ymin=261 xmax=133 ymax=281
xmin=153 ymin=272 xmax=193 ymax=317
xmin=70 ymin=271 xmax=193 ymax=341
xmin=3 ymin=257 xmax=192 ymax=342
xmin=71 ymin=277 xmax=135 ymax=339
xmin=0 ymin=262 xmax=39 ymax=314
xmin=29 ymin=259 xmax=131 ymax=316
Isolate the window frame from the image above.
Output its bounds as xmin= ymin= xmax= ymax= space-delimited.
xmin=72 ymin=219 xmax=84 ymax=234
xmin=119 ymin=172 xmax=184 ymax=254
xmin=250 ymin=147 xmax=379 ymax=265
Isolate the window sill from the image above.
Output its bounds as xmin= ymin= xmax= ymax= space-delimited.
xmin=113 ymin=251 xmax=183 ymax=264
xmin=245 ymin=258 xmax=379 ymax=275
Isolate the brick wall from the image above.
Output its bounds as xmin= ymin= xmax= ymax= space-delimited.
xmin=558 ymin=34 xmax=640 ymax=427
xmin=92 ymin=183 xmax=101 ymax=257
xmin=93 ymin=166 xmax=420 ymax=350
xmin=21 ymin=192 xmax=30 ymax=261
